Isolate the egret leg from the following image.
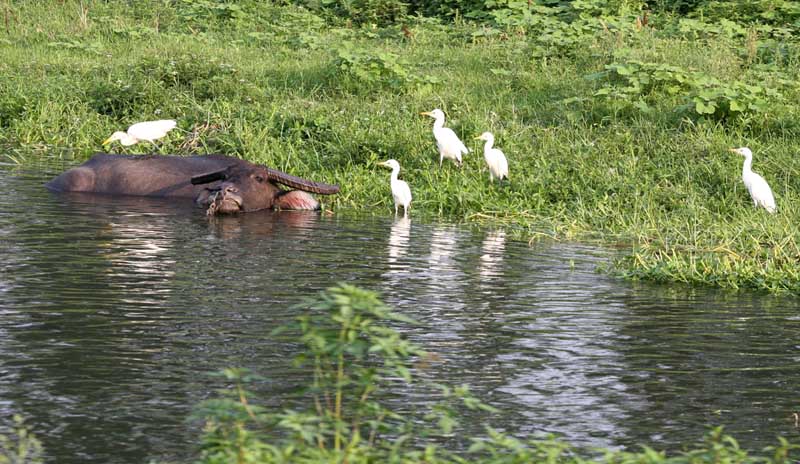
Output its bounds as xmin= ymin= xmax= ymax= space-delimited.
xmin=439 ymin=153 xmax=443 ymax=167
xmin=148 ymin=140 xmax=162 ymax=155
xmin=394 ymin=204 xmax=398 ymax=216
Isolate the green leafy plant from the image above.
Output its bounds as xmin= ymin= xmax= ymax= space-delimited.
xmin=0 ymin=84 xmax=26 ymax=128
xmin=333 ymin=41 xmax=439 ymax=88
xmin=312 ymin=0 xmax=408 ymax=26
xmin=589 ymin=60 xmax=784 ymax=119
xmin=682 ymin=79 xmax=779 ymax=118
xmin=194 ymin=284 xmax=496 ymax=463
xmin=0 ymin=415 xmax=42 ymax=464
xmin=86 ymin=78 xmax=150 ymax=117
xmin=175 ymin=0 xmax=245 ymax=25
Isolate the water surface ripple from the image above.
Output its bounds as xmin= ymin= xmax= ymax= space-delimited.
xmin=0 ymin=163 xmax=798 ymax=463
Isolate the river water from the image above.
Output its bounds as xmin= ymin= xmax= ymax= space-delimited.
xmin=1 ymin=160 xmax=798 ymax=463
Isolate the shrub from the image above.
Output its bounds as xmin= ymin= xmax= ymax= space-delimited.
xmin=589 ymin=60 xmax=785 ymax=120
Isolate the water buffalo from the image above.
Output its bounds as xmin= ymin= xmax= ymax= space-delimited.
xmin=46 ymin=154 xmax=340 ymax=214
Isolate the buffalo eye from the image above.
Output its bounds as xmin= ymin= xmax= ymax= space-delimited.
xmin=254 ymin=175 xmax=265 ymax=183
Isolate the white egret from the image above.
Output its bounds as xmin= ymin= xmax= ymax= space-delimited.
xmin=420 ymin=109 xmax=469 ymax=167
xmin=379 ymin=159 xmax=412 ymax=216
xmin=475 ymin=132 xmax=509 ymax=182
xmin=103 ymin=119 xmax=177 ymax=149
xmin=730 ymin=147 xmax=776 ymax=213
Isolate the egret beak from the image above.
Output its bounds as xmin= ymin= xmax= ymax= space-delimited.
xmin=728 ymin=148 xmax=738 ymax=154
xmin=419 ymin=111 xmax=432 ymax=117
xmin=102 ymin=137 xmax=113 ymax=146
xmin=473 ymin=135 xmax=482 ymax=140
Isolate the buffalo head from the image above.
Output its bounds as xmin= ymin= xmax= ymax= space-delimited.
xmin=191 ymin=162 xmax=339 ymax=215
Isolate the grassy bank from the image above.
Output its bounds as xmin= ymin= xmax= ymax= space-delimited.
xmin=1 ymin=1 xmax=799 ymax=293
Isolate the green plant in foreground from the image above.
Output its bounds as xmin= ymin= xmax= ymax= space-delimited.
xmin=193 ymin=284 xmax=800 ymax=464
xmin=0 ymin=415 xmax=42 ymax=464
xmin=194 ymin=283 xmax=495 ymax=463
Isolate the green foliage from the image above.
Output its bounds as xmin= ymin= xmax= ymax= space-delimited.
xmin=0 ymin=416 xmax=43 ymax=464
xmin=333 ymin=41 xmax=439 ymax=89
xmin=590 ymin=60 xmax=784 ymax=120
xmin=136 ymin=54 xmax=248 ymax=101
xmin=86 ymin=78 xmax=151 ymax=118
xmin=195 ymin=284 xmax=495 ymax=463
xmin=487 ymin=5 xmax=596 ymax=57
xmin=301 ymin=0 xmax=409 ymax=26
xmin=175 ymin=0 xmax=246 ymax=26
xmin=690 ymin=0 xmax=800 ymax=28
xmin=0 ymin=85 xmax=27 ymax=128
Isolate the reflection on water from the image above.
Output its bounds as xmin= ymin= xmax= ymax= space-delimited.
xmin=479 ymin=229 xmax=506 ymax=279
xmin=0 ymin=163 xmax=799 ymax=464
xmin=387 ymin=215 xmax=411 ymax=263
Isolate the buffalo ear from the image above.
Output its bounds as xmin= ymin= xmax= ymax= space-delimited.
xmin=191 ymin=166 xmax=232 ymax=185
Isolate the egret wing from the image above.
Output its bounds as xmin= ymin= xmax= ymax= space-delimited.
xmin=747 ymin=173 xmax=776 ymax=212
xmin=127 ymin=119 xmax=177 ymax=140
xmin=495 ymin=149 xmax=509 ymax=178
xmin=393 ymin=180 xmax=412 ymax=207
xmin=438 ymin=128 xmax=470 ymax=155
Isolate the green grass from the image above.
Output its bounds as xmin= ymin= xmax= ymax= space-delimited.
xmin=1 ymin=0 xmax=800 ymax=293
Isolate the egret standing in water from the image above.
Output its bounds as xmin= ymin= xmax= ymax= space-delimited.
xmin=730 ymin=147 xmax=776 ymax=213
xmin=379 ymin=159 xmax=412 ymax=216
xmin=103 ymin=119 xmax=177 ymax=150
xmin=475 ymin=132 xmax=509 ymax=182
xmin=420 ymin=109 xmax=469 ymax=167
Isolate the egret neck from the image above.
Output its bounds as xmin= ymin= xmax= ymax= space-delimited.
xmin=481 ymin=134 xmax=495 ymax=153
xmin=431 ymin=113 xmax=445 ymax=132
xmin=741 ymin=150 xmax=753 ymax=179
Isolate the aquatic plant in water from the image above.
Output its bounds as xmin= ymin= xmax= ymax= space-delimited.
xmin=192 ymin=284 xmax=800 ymax=463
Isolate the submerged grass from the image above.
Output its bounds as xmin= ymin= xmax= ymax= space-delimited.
xmin=1 ymin=1 xmax=800 ymax=293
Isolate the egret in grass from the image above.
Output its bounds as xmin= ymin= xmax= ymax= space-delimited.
xmin=420 ymin=109 xmax=469 ymax=167
xmin=103 ymin=119 xmax=177 ymax=150
xmin=475 ymin=132 xmax=509 ymax=182
xmin=730 ymin=147 xmax=776 ymax=213
xmin=379 ymin=159 xmax=412 ymax=216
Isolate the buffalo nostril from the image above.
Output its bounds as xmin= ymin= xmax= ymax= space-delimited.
xmin=224 ymin=186 xmax=238 ymax=194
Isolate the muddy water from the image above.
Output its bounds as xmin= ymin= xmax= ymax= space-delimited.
xmin=1 ymin=163 xmax=798 ymax=463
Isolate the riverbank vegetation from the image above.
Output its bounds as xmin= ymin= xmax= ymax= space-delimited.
xmin=1 ymin=0 xmax=799 ymax=293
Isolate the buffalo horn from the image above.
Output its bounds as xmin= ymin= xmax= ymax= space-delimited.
xmin=267 ymin=168 xmax=340 ymax=195
xmin=191 ymin=169 xmax=228 ymax=185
